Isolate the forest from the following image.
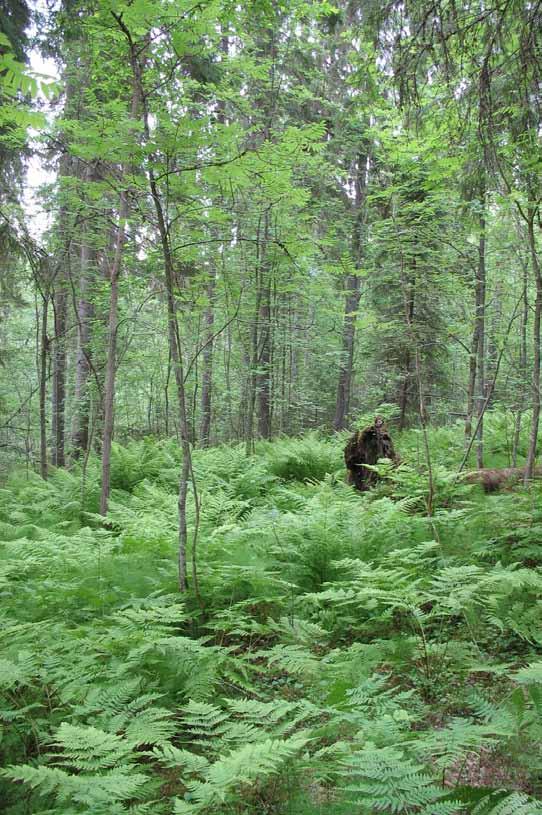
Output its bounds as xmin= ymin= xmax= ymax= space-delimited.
xmin=1 ymin=0 xmax=542 ymax=813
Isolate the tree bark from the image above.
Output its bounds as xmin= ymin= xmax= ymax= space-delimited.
xmin=512 ymin=257 xmax=528 ymax=466
xmin=464 ymin=316 xmax=480 ymax=441
xmin=245 ymin=221 xmax=264 ymax=452
xmin=71 ymin=162 xmax=99 ymax=460
xmin=199 ymin=268 xmax=216 ymax=447
xmin=51 ymin=152 xmax=72 ymax=469
xmin=256 ymin=252 xmax=272 ymax=439
xmin=333 ymin=151 xmax=368 ymax=431
xmin=398 ymin=360 xmax=410 ymax=431
xmin=333 ymin=272 xmax=362 ymax=431
xmin=99 ymin=35 xmax=141 ymax=515
xmin=524 ymin=212 xmax=542 ymax=483
xmin=398 ymin=285 xmax=415 ymax=429
xmin=51 ymin=280 xmax=67 ymax=467
xmin=120 ymin=21 xmax=198 ymax=594
xmin=39 ymin=292 xmax=49 ymax=480
xmin=99 ymin=197 xmax=130 ymax=515
xmin=199 ymin=36 xmax=227 ymax=448
xmin=475 ymin=187 xmax=487 ymax=469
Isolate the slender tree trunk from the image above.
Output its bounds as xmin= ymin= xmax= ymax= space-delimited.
xmin=400 ymin=261 xmax=434 ymax=514
xmin=398 ymin=287 xmax=415 ymax=429
xmin=99 ymin=197 xmax=129 ymax=515
xmin=199 ymin=35 xmax=227 ymax=448
xmin=71 ymin=243 xmax=96 ymax=459
xmin=333 ymin=272 xmax=362 ymax=431
xmin=53 ymin=3 xmax=81 ymax=466
xmin=51 ymin=153 xmax=72 ymax=469
xmin=224 ymin=321 xmax=234 ymax=439
xmin=51 ymin=281 xmax=67 ymax=467
xmin=458 ymin=292 xmax=524 ymax=476
xmin=475 ymin=188 xmax=487 ymax=469
xmin=164 ymin=346 xmax=171 ymax=437
xmin=71 ymin=163 xmax=99 ymax=460
xmin=39 ymin=293 xmax=49 ymax=480
xmin=512 ymin=259 xmax=529 ymax=465
xmin=398 ymin=360 xmax=410 ymax=431
xmin=99 ymin=40 xmax=141 ymax=514
xmin=415 ymin=347 xmax=434 ymax=516
xmin=199 ymin=268 xmax=215 ymax=446
xmin=333 ymin=150 xmax=368 ymax=431
xmin=525 ymin=213 xmax=542 ymax=483
xmin=464 ymin=317 xmax=480 ymax=441
xmin=122 ymin=23 xmax=198 ymax=595
xmin=253 ymin=212 xmax=272 ymax=440
xmin=245 ymin=224 xmax=263 ymax=452
xmin=256 ymin=277 xmax=272 ymax=438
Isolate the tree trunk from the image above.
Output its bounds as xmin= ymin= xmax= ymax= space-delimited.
xmin=51 ymin=152 xmax=72 ymax=469
xmin=199 ymin=269 xmax=215 ymax=447
xmin=398 ymin=286 xmax=415 ymax=429
xmin=512 ymin=258 xmax=528 ymax=466
xmin=199 ymin=36 xmax=227 ymax=448
xmin=99 ymin=37 xmax=141 ymax=515
xmin=39 ymin=292 xmax=49 ymax=480
xmin=122 ymin=23 xmax=197 ymax=594
xmin=51 ymin=281 xmax=67 ymax=467
xmin=464 ymin=317 xmax=480 ymax=441
xmin=245 ymin=224 xmax=264 ymax=452
xmin=398 ymin=359 xmax=410 ymax=431
xmin=256 ymin=277 xmax=272 ymax=438
xmin=333 ymin=272 xmax=362 ymax=431
xmin=71 ymin=163 xmax=99 ymax=460
xmin=99 ymin=197 xmax=129 ymax=515
xmin=475 ymin=188 xmax=487 ymax=469
xmin=524 ymin=213 xmax=542 ymax=483
xmin=333 ymin=150 xmax=368 ymax=431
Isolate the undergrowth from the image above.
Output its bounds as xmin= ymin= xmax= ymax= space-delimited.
xmin=1 ymin=417 xmax=542 ymax=814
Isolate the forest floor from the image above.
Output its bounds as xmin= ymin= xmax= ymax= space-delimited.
xmin=2 ymin=418 xmax=542 ymax=814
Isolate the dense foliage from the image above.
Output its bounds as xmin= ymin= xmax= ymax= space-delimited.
xmin=1 ymin=0 xmax=542 ymax=812
xmin=2 ymin=425 xmax=542 ymax=814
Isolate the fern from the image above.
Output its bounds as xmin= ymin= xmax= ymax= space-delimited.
xmin=471 ymin=791 xmax=542 ymax=815
xmin=4 ymin=433 xmax=542 ymax=814
xmin=173 ymin=734 xmax=309 ymax=813
xmin=2 ymin=723 xmax=150 ymax=808
xmin=181 ymin=701 xmax=230 ymax=741
xmin=341 ymin=746 xmax=454 ymax=814
xmin=2 ymin=761 xmax=150 ymax=806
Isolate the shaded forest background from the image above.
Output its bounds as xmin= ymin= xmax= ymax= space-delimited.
xmin=1 ymin=0 xmax=541 ymax=493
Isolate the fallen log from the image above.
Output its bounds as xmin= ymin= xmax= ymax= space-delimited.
xmin=463 ymin=467 xmax=542 ymax=493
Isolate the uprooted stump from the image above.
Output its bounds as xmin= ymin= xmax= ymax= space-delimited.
xmin=344 ymin=416 xmax=399 ymax=492
xmin=464 ymin=466 xmax=542 ymax=493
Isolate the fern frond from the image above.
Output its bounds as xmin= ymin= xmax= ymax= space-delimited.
xmin=181 ymin=700 xmax=229 ymax=740
xmin=342 ymin=746 xmax=448 ymax=814
xmin=1 ymin=762 xmax=149 ymax=805
xmin=50 ymin=722 xmax=133 ymax=770
xmin=153 ymin=744 xmax=210 ymax=774
xmin=173 ymin=734 xmax=309 ymax=813
xmin=472 ymin=790 xmax=542 ymax=815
